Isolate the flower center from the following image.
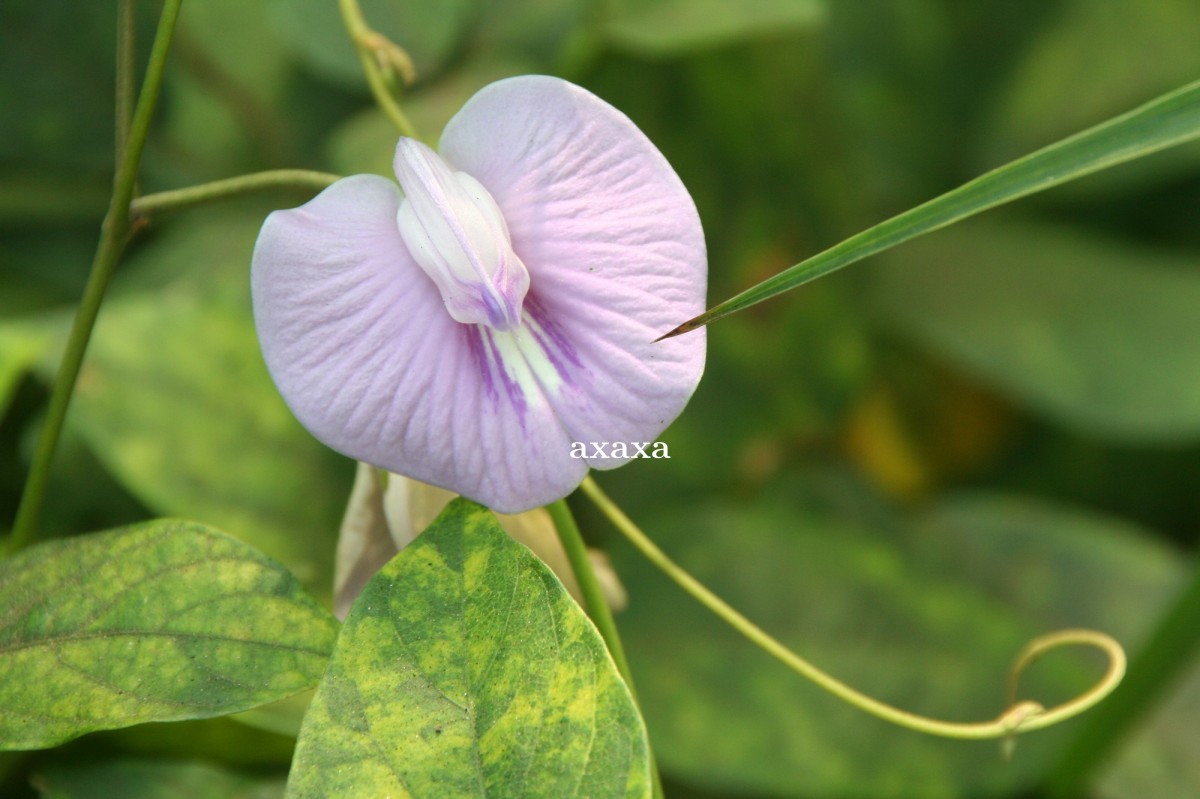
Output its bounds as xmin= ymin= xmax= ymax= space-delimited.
xmin=394 ymin=138 xmax=530 ymax=331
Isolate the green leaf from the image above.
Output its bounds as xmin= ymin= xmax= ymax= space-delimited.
xmin=62 ymin=210 xmax=350 ymax=597
xmin=871 ymin=219 xmax=1200 ymax=441
xmin=32 ymin=759 xmax=285 ymax=799
xmin=603 ymin=0 xmax=825 ymax=56
xmin=268 ymin=0 xmax=474 ymax=89
xmin=673 ymin=77 xmax=1200 ymax=335
xmin=0 ymin=519 xmax=338 ymax=750
xmin=288 ymin=498 xmax=650 ymax=798
xmin=611 ymin=479 xmax=1183 ymax=797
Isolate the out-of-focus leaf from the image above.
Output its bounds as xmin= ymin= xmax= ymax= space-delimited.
xmin=0 ymin=2 xmax=140 ymax=169
xmin=60 ymin=210 xmax=350 ymax=596
xmin=0 ymin=323 xmax=55 ymax=419
xmin=610 ymin=477 xmax=1182 ymax=798
xmin=178 ymin=0 xmax=291 ymax=105
xmin=403 ymin=56 xmax=540 ymax=143
xmin=474 ymin=0 xmax=595 ymax=66
xmin=603 ymin=0 xmax=825 ymax=56
xmin=324 ymin=109 xmax=395 ymax=178
xmin=0 ymin=174 xmax=109 ymax=226
xmin=0 ymin=317 xmax=152 ymax=538
xmin=100 ymin=715 xmax=297 ymax=768
xmin=23 ymin=411 xmax=154 ymax=539
xmin=155 ymin=0 xmax=298 ymax=179
xmin=1098 ymin=663 xmax=1200 ymax=799
xmin=268 ymin=0 xmax=473 ymax=90
xmin=326 ymin=54 xmax=537 ymax=178
xmin=0 ymin=519 xmax=338 ymax=750
xmin=230 ymin=690 xmax=312 ymax=739
xmin=872 ymin=219 xmax=1200 ymax=441
xmin=680 ymin=77 xmax=1200 ymax=333
xmin=288 ymin=499 xmax=649 ymax=798
xmin=980 ymin=0 xmax=1200 ymax=193
xmin=32 ymin=759 xmax=285 ymax=799
xmin=0 ymin=211 xmax=108 ymax=321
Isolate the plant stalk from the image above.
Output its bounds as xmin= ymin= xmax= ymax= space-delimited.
xmin=131 ymin=170 xmax=341 ymax=217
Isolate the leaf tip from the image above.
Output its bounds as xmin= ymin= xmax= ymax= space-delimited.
xmin=654 ymin=316 xmax=705 ymax=342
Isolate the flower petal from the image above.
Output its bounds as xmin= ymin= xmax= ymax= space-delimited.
xmin=252 ymin=175 xmax=585 ymax=512
xmin=438 ymin=76 xmax=707 ymax=469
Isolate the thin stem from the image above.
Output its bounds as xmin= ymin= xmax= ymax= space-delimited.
xmin=547 ymin=499 xmax=636 ymax=689
xmin=580 ymin=476 xmax=1126 ymax=741
xmin=337 ymin=0 xmax=418 ymax=138
xmin=7 ymin=0 xmax=183 ymax=554
xmin=546 ymin=498 xmax=664 ymax=799
xmin=115 ymin=0 xmax=136 ymax=167
xmin=1046 ymin=561 xmax=1200 ymax=798
xmin=131 ymin=170 xmax=341 ymax=217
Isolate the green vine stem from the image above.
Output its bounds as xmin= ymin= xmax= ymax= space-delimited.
xmin=1046 ymin=560 xmax=1200 ymax=798
xmin=115 ymin=0 xmax=136 ymax=166
xmin=6 ymin=0 xmax=183 ymax=555
xmin=580 ymin=476 xmax=1127 ymax=742
xmin=338 ymin=0 xmax=418 ymax=138
xmin=546 ymin=497 xmax=665 ymax=799
xmin=131 ymin=170 xmax=341 ymax=217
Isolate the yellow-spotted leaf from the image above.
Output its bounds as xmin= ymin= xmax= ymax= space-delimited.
xmin=287 ymin=499 xmax=649 ymax=798
xmin=0 ymin=520 xmax=338 ymax=751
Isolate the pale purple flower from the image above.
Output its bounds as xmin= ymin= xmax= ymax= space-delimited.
xmin=251 ymin=76 xmax=706 ymax=513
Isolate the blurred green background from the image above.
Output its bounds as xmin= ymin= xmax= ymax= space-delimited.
xmin=2 ymin=0 xmax=1199 ymax=797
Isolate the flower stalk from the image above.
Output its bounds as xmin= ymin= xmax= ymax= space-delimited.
xmin=337 ymin=0 xmax=418 ymax=138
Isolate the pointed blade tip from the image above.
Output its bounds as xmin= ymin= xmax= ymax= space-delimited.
xmin=654 ymin=320 xmax=695 ymax=342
